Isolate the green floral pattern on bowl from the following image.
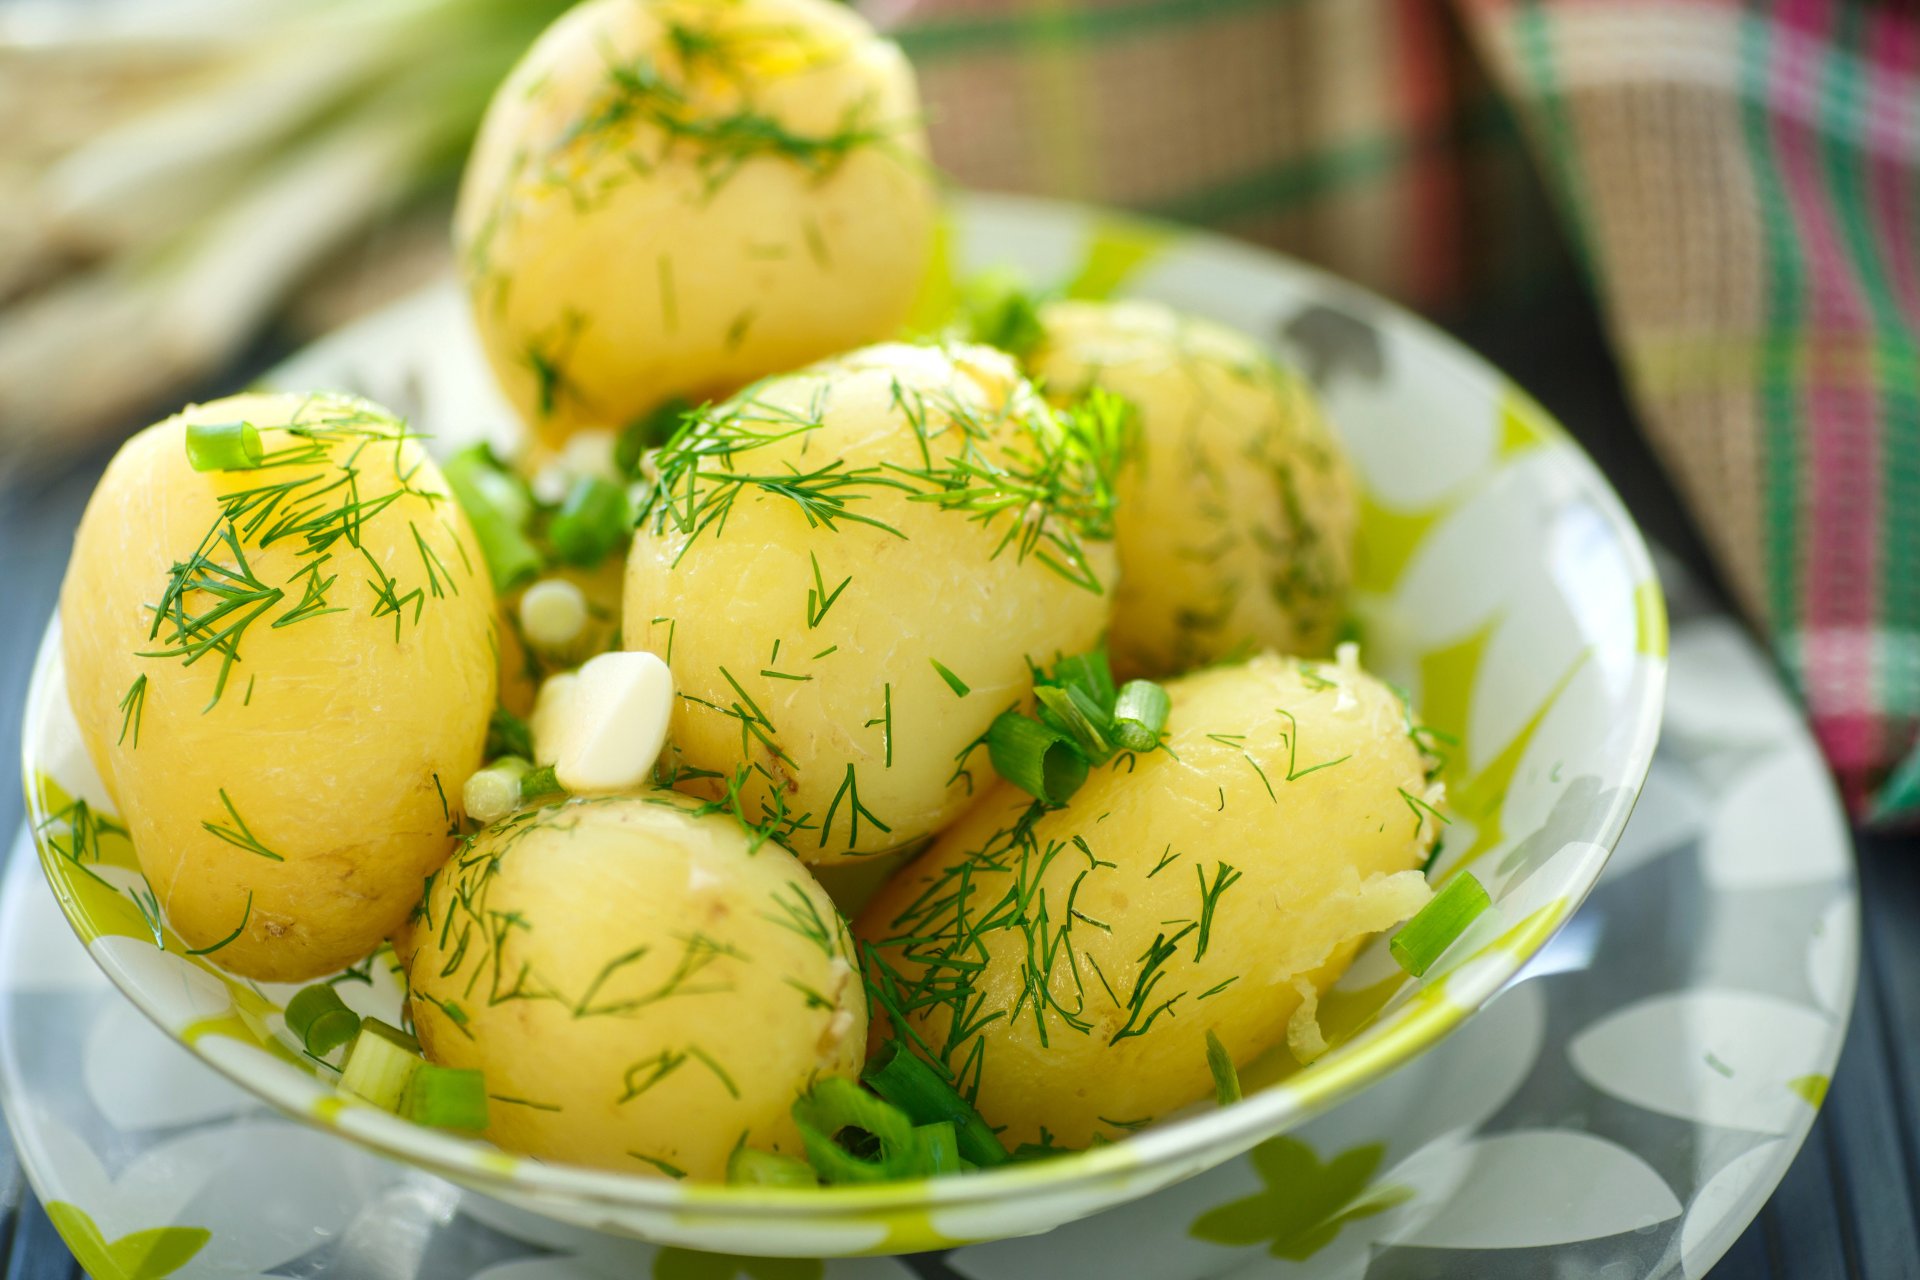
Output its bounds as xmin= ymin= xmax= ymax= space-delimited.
xmin=19 ymin=193 xmax=1665 ymax=1257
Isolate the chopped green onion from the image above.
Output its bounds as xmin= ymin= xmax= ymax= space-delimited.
xmin=862 ymin=1039 xmax=1008 ymax=1167
xmin=790 ymin=1077 xmax=917 ymax=1184
xmin=463 ymin=757 xmax=530 ymax=826
xmin=339 ymin=1018 xmax=422 ymax=1109
xmin=1389 ymin=872 xmax=1492 ymax=977
xmin=1112 ymin=680 xmax=1171 ymax=752
xmin=728 ymin=1147 xmax=818 ymax=1187
xmin=469 ymin=466 xmax=533 ymax=530
xmin=912 ymin=1121 xmax=962 ymax=1176
xmin=519 ymin=764 xmax=565 ymax=805
xmin=518 ymin=577 xmax=589 ymax=653
xmin=616 ymin=397 xmax=693 ymax=476
xmin=986 ymin=711 xmax=1089 ymax=807
xmin=1205 ymin=1030 xmax=1242 ymax=1106
xmin=285 ymin=984 xmax=361 ymax=1058
xmin=1035 ymin=684 xmax=1114 ymax=761
xmin=445 ymin=446 xmax=543 ymax=593
xmin=1044 ymin=645 xmax=1116 ymax=712
xmin=959 ymin=268 xmax=1046 ymax=360
xmin=548 ymin=475 xmax=632 ymax=567
xmin=184 ymin=420 xmax=263 ymax=471
xmin=405 ymin=1064 xmax=490 ymax=1131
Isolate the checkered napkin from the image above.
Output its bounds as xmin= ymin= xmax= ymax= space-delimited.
xmin=886 ymin=0 xmax=1920 ymax=819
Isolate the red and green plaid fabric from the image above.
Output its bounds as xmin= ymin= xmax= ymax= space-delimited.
xmin=883 ymin=0 xmax=1920 ymax=819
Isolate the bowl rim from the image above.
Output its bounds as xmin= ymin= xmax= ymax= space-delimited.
xmin=20 ymin=190 xmax=1668 ymax=1221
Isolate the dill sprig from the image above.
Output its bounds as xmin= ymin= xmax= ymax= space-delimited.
xmin=201 ymin=788 xmax=282 ymax=862
xmin=634 ymin=363 xmax=1129 ymax=595
xmin=135 ymin=400 xmax=461 ymax=715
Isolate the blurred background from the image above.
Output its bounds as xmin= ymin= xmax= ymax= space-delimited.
xmin=4 ymin=0 xmax=1920 ymax=1273
xmin=10 ymin=0 xmax=1918 ymax=823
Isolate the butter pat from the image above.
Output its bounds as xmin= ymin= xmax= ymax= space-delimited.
xmin=550 ymin=652 xmax=674 ymax=793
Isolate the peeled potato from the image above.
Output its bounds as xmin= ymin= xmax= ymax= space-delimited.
xmin=1027 ymin=300 xmax=1359 ymax=677
xmin=624 ymin=342 xmax=1119 ymax=862
xmin=855 ymin=652 xmax=1438 ymax=1148
xmin=456 ymin=0 xmax=936 ymax=440
xmin=400 ymin=791 xmax=867 ymax=1180
xmin=60 ymin=393 xmax=496 ymax=981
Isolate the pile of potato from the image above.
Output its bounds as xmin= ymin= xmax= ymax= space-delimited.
xmin=59 ymin=0 xmax=1440 ymax=1184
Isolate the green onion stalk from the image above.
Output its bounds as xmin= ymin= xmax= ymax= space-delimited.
xmin=0 ymin=0 xmax=576 ymax=473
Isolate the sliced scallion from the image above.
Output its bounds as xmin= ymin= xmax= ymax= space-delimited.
xmin=339 ymin=1018 xmax=422 ymax=1109
xmin=1045 ymin=646 xmax=1115 ymax=712
xmin=862 ymin=1039 xmax=1008 ymax=1167
xmin=405 ymin=1064 xmax=490 ymax=1131
xmin=912 ymin=1121 xmax=962 ymax=1176
xmin=1205 ymin=1029 xmax=1241 ymax=1106
xmin=444 ymin=446 xmax=543 ymax=593
xmin=1389 ymin=872 xmax=1492 ymax=977
xmin=790 ymin=1077 xmax=918 ymax=1184
xmin=185 ymin=420 xmax=263 ymax=472
xmin=1111 ymin=680 xmax=1171 ymax=752
xmin=986 ymin=711 xmax=1089 ymax=807
xmin=285 ymin=984 xmax=360 ymax=1058
xmin=463 ymin=757 xmax=530 ymax=826
xmin=728 ymin=1147 xmax=818 ymax=1187
xmin=549 ymin=475 xmax=632 ymax=567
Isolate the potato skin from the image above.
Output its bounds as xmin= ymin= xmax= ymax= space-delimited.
xmin=855 ymin=653 xmax=1437 ymax=1148
xmin=456 ymin=0 xmax=935 ymax=440
xmin=1027 ymin=300 xmax=1359 ymax=678
xmin=399 ymin=792 xmax=866 ymax=1180
xmin=60 ymin=394 xmax=496 ymax=982
xmin=624 ymin=343 xmax=1118 ymax=862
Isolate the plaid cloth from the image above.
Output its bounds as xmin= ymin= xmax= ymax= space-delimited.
xmin=883 ymin=0 xmax=1920 ymax=820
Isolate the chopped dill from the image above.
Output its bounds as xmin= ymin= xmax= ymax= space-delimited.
xmin=201 ymin=789 xmax=281 ymax=861
xmin=1399 ymin=787 xmax=1451 ymax=839
xmin=1148 ymin=846 xmax=1180 ymax=878
xmin=117 ymin=675 xmax=147 ymax=747
xmin=820 ymin=762 xmax=891 ymax=849
xmin=1193 ymin=862 xmax=1243 ymax=960
xmin=184 ymin=890 xmax=253 ymax=956
xmin=930 ymin=658 xmax=970 ymax=697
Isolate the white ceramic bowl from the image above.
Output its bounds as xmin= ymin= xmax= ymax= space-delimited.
xmin=21 ymin=194 xmax=1665 ymax=1257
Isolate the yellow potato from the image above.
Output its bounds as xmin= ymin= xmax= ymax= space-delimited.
xmin=624 ymin=342 xmax=1120 ymax=862
xmin=400 ymin=791 xmax=866 ymax=1179
xmin=456 ymin=0 xmax=935 ymax=441
xmin=1027 ymin=300 xmax=1359 ymax=677
xmin=855 ymin=652 xmax=1438 ymax=1148
xmin=60 ymin=393 xmax=496 ymax=982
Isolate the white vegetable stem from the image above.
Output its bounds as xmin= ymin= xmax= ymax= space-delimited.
xmin=463 ymin=757 xmax=530 ymax=826
xmin=519 ymin=578 xmax=589 ymax=654
xmin=548 ymin=652 xmax=674 ymax=795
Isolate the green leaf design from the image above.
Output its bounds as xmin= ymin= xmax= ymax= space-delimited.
xmin=1190 ymin=1136 xmax=1412 ymax=1262
xmin=45 ymin=1202 xmax=209 ymax=1280
xmin=652 ymin=1248 xmax=823 ymax=1280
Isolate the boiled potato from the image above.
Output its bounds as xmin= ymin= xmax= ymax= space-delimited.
xmin=456 ymin=0 xmax=936 ymax=441
xmin=60 ymin=393 xmax=496 ymax=982
xmin=400 ymin=791 xmax=866 ymax=1179
xmin=624 ymin=342 xmax=1119 ymax=862
xmin=855 ymin=651 xmax=1438 ymax=1148
xmin=1027 ymin=300 xmax=1359 ymax=677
